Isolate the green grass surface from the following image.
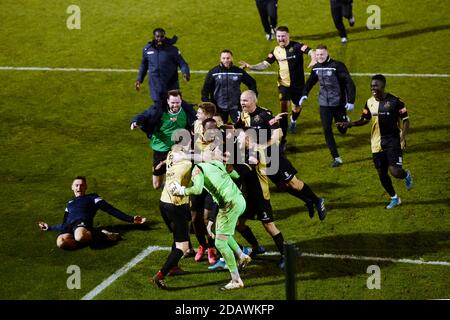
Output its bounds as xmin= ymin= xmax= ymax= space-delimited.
xmin=0 ymin=0 xmax=449 ymax=300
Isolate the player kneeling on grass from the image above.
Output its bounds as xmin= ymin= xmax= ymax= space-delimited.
xmin=38 ymin=176 xmax=146 ymax=250
xmin=170 ymin=157 xmax=252 ymax=290
xmin=336 ymin=74 xmax=413 ymax=209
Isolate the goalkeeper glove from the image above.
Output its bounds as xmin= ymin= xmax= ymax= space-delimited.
xmin=169 ymin=182 xmax=186 ymax=196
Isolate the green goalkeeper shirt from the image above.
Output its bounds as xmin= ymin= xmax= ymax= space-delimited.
xmin=151 ymin=108 xmax=187 ymax=152
xmin=185 ymin=160 xmax=241 ymax=208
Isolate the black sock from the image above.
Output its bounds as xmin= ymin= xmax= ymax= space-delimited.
xmin=161 ymin=248 xmax=184 ymax=276
xmin=238 ymin=226 xmax=259 ymax=247
xmin=207 ymin=236 xmax=215 ymax=248
xmin=286 ymin=183 xmax=319 ymax=203
xmin=193 ymin=219 xmax=208 ymax=247
xmin=291 ymin=111 xmax=301 ymax=122
xmin=379 ymin=172 xmax=396 ymax=197
xmin=272 ymin=232 xmax=285 ymax=255
xmin=300 ymin=183 xmax=319 ymax=202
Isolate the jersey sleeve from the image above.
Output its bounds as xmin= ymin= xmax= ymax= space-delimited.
xmin=95 ymin=196 xmax=134 ymax=223
xmin=361 ymin=101 xmax=372 ymax=121
xmin=298 ymin=43 xmax=312 ymax=55
xmin=228 ymin=169 xmax=240 ymax=180
xmin=47 ymin=207 xmax=69 ymax=232
xmin=265 ymin=50 xmax=277 ymax=64
xmin=185 ymin=166 xmax=204 ymax=196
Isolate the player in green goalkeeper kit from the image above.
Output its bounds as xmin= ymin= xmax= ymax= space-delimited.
xmin=170 ymin=159 xmax=252 ymax=290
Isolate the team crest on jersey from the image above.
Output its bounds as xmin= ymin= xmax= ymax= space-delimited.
xmin=232 ymin=76 xmax=238 ymax=81
xmin=289 ymin=47 xmax=294 ymax=53
xmin=253 ymin=115 xmax=262 ymax=124
xmin=192 ymin=168 xmax=201 ymax=178
xmin=327 ymin=70 xmax=332 ymax=76
xmin=384 ymin=102 xmax=391 ymax=110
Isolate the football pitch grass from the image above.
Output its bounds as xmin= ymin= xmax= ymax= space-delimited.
xmin=0 ymin=0 xmax=449 ymax=300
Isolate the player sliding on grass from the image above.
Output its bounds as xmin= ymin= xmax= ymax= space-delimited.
xmin=38 ymin=176 xmax=146 ymax=250
xmin=170 ymin=158 xmax=252 ymax=290
xmin=336 ymin=74 xmax=413 ymax=209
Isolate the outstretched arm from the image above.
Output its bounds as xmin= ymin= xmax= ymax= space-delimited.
xmin=337 ymin=104 xmax=372 ymax=129
xmin=336 ymin=117 xmax=369 ymax=128
xmin=239 ymin=60 xmax=270 ymax=71
xmin=40 ymin=209 xmax=70 ymax=232
xmin=96 ymin=199 xmax=135 ymax=223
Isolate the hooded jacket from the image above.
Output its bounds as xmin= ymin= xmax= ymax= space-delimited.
xmin=137 ymin=36 xmax=190 ymax=102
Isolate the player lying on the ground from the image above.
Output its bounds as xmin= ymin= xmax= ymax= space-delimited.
xmin=38 ymin=176 xmax=146 ymax=250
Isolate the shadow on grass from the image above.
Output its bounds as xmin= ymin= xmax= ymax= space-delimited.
xmin=244 ymin=230 xmax=450 ymax=286
xmin=351 ymin=24 xmax=450 ymax=42
xmin=328 ymin=198 xmax=450 ymax=210
xmin=291 ymin=22 xmax=408 ymax=41
xmin=89 ymin=221 xmax=155 ymax=250
xmin=406 ymin=141 xmax=450 ymax=154
xmin=160 ymin=230 xmax=450 ymax=291
xmin=270 ymin=181 xmax=351 ymax=194
xmin=272 ymin=197 xmax=385 ymax=221
xmin=273 ymin=197 xmax=449 ymax=221
xmin=290 ymin=123 xmax=450 ymax=156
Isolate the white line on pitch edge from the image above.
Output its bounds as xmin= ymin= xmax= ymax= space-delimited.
xmin=0 ymin=66 xmax=448 ymax=77
xmin=81 ymin=245 xmax=170 ymax=300
xmin=81 ymin=246 xmax=450 ymax=300
xmin=299 ymin=252 xmax=450 ymax=266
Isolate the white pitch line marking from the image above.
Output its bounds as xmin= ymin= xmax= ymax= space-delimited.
xmin=299 ymin=252 xmax=450 ymax=266
xmin=0 ymin=66 xmax=448 ymax=77
xmin=81 ymin=245 xmax=170 ymax=300
xmin=81 ymin=246 xmax=450 ymax=300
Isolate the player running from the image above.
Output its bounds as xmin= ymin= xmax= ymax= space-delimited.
xmin=336 ymin=74 xmax=413 ymax=209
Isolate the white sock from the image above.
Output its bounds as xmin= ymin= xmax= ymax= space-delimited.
xmin=391 ymin=194 xmax=398 ymax=199
xmin=230 ymin=271 xmax=240 ymax=282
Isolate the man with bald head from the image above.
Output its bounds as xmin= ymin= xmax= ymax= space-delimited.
xmin=234 ymin=90 xmax=326 ymax=269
